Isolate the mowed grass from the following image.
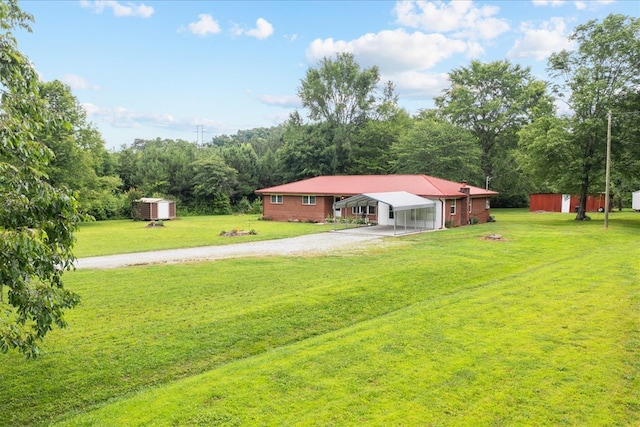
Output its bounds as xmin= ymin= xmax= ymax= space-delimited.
xmin=1 ymin=210 xmax=638 ymax=426
xmin=73 ymin=215 xmax=335 ymax=257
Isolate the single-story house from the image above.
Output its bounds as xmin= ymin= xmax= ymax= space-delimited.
xmin=529 ymin=193 xmax=611 ymax=213
xmin=254 ymin=175 xmax=498 ymax=230
xmin=133 ymin=198 xmax=177 ymax=221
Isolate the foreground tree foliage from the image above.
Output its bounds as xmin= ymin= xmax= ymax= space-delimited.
xmin=0 ymin=0 xmax=84 ymax=358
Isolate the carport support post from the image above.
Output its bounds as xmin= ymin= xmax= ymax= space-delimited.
xmin=393 ymin=212 xmax=397 ymax=235
xmin=404 ymin=210 xmax=407 ymax=234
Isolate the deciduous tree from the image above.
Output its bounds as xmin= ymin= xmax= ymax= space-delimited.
xmin=36 ymin=80 xmax=123 ymax=219
xmin=545 ymin=14 xmax=639 ymax=219
xmin=191 ymin=153 xmax=238 ymax=213
xmin=298 ymin=52 xmax=380 ymax=128
xmin=297 ymin=53 xmax=389 ymax=173
xmin=435 ymin=60 xmax=552 ymax=203
xmin=392 ymin=111 xmax=482 ymax=183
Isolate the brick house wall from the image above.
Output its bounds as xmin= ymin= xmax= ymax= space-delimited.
xmin=447 ymin=197 xmax=491 ymax=227
xmin=262 ymin=195 xmax=333 ymax=222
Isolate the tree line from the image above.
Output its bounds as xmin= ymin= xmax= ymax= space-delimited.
xmin=37 ymin=14 xmax=639 ymax=221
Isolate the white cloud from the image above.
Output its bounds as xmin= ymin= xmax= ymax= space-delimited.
xmin=304 ymin=29 xmax=481 ymax=102
xmin=394 ymin=0 xmax=509 ymax=40
xmin=233 ymin=18 xmax=274 ymax=39
xmin=387 ymin=71 xmax=450 ymax=99
xmin=82 ymin=103 xmax=226 ymax=133
xmin=62 ymin=74 xmax=100 ymax=90
xmin=80 ymin=1 xmax=153 ymax=18
xmin=185 ymin=14 xmax=221 ymax=36
xmin=247 ymin=18 xmax=274 ymax=39
xmin=574 ymin=0 xmax=613 ymax=10
xmin=264 ymin=111 xmax=294 ymax=125
xmin=258 ymin=94 xmax=301 ymax=108
xmin=507 ymin=17 xmax=574 ymax=61
xmin=532 ymin=0 xmax=566 ymax=7
xmin=81 ymin=102 xmax=100 ymax=116
xmin=464 ymin=41 xmax=485 ymax=58
xmin=574 ymin=1 xmax=586 ymax=9
xmin=306 ymin=29 xmax=470 ymax=73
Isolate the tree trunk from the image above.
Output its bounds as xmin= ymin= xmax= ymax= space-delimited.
xmin=480 ymin=134 xmax=495 ymax=181
xmin=575 ymin=136 xmax=596 ymax=220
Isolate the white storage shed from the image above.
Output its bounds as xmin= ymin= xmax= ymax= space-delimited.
xmin=632 ymin=190 xmax=640 ymax=211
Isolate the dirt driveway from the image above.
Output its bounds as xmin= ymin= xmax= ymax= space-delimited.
xmin=75 ymin=231 xmax=385 ymax=270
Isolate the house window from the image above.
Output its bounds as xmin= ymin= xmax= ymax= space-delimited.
xmin=469 ymin=199 xmax=472 ymax=213
xmin=389 ymin=205 xmax=394 ymax=219
xmin=302 ymin=195 xmax=316 ymax=205
xmin=352 ymin=206 xmax=376 ymax=215
xmin=450 ymin=199 xmax=456 ymax=215
xmin=485 ymin=198 xmax=490 ymax=209
xmin=270 ymin=195 xmax=283 ymax=204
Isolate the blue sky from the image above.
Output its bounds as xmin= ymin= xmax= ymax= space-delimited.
xmin=17 ymin=0 xmax=639 ymax=150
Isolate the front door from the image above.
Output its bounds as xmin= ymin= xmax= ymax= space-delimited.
xmin=334 ymin=197 xmax=342 ymax=218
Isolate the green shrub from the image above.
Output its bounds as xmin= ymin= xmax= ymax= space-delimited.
xmin=234 ymin=197 xmax=251 ymax=214
xmin=250 ymin=198 xmax=263 ymax=214
xmin=213 ymin=194 xmax=233 ymax=215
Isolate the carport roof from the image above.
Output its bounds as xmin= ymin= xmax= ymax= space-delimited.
xmin=334 ymin=191 xmax=435 ymax=212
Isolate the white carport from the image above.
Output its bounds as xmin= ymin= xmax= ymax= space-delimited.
xmin=333 ymin=191 xmax=437 ymax=235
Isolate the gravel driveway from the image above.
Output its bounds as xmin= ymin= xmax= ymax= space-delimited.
xmin=75 ymin=231 xmax=384 ymax=270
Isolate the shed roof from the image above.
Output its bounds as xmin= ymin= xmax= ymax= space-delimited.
xmin=334 ymin=191 xmax=435 ymax=212
xmin=135 ymin=198 xmax=174 ymax=203
xmin=256 ymin=175 xmax=497 ymax=198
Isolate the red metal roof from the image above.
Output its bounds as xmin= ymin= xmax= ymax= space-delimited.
xmin=255 ymin=175 xmax=498 ymax=198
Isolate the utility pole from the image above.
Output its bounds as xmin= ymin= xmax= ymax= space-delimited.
xmin=604 ymin=110 xmax=612 ymax=229
xmin=485 ymin=176 xmax=492 ymax=190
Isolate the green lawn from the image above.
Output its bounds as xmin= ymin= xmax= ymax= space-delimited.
xmin=73 ymin=215 xmax=335 ymax=257
xmin=1 ymin=210 xmax=638 ymax=426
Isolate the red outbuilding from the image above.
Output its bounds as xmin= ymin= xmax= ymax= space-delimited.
xmin=529 ymin=193 xmax=610 ymax=213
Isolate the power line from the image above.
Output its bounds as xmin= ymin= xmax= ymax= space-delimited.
xmin=194 ymin=125 xmax=206 ymax=144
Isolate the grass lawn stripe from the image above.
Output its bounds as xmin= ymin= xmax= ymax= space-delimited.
xmin=53 ymin=244 xmax=639 ymax=426
xmin=0 ymin=210 xmax=637 ymax=426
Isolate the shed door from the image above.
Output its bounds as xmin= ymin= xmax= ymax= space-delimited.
xmin=158 ymin=202 xmax=170 ymax=219
xmin=561 ymin=194 xmax=571 ymax=213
